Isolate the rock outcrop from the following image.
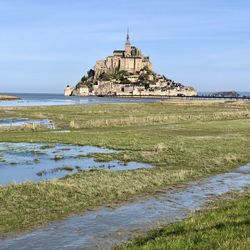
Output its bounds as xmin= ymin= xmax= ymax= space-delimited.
xmin=208 ymin=91 xmax=240 ymax=98
xmin=66 ymin=32 xmax=197 ymax=97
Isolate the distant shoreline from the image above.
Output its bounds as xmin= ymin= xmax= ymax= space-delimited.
xmin=0 ymin=95 xmax=20 ymax=101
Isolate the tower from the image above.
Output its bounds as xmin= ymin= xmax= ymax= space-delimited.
xmin=124 ymin=29 xmax=131 ymax=57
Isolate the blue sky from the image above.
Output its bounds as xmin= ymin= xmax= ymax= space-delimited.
xmin=0 ymin=0 xmax=250 ymax=93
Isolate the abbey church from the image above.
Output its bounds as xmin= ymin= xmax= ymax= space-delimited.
xmin=94 ymin=32 xmax=152 ymax=79
xmin=65 ymin=32 xmax=197 ymax=97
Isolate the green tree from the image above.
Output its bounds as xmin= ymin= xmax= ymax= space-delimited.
xmin=99 ymin=72 xmax=112 ymax=81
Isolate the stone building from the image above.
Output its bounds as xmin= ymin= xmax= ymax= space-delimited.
xmin=94 ymin=32 xmax=152 ymax=79
xmin=64 ymin=85 xmax=74 ymax=96
xmin=66 ymin=31 xmax=198 ymax=97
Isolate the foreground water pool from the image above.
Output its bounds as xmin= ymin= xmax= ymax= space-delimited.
xmin=0 ymin=164 xmax=249 ymax=250
xmin=0 ymin=118 xmax=55 ymax=129
xmin=0 ymin=142 xmax=152 ymax=185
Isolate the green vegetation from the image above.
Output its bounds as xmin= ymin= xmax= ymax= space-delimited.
xmin=99 ymin=72 xmax=113 ymax=81
xmin=40 ymin=144 xmax=54 ymax=150
xmin=0 ymin=100 xmax=250 ymax=236
xmin=114 ymin=70 xmax=132 ymax=84
xmin=0 ymin=168 xmax=194 ymax=236
xmin=120 ymin=189 xmax=250 ymax=250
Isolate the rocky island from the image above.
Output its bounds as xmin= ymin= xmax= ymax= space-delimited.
xmin=208 ymin=91 xmax=240 ymax=98
xmin=65 ymin=32 xmax=197 ymax=97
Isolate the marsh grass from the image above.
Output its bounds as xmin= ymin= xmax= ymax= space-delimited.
xmin=40 ymin=144 xmax=55 ymax=150
xmin=66 ymin=110 xmax=250 ymax=129
xmin=0 ymin=100 xmax=250 ymax=236
xmin=120 ymin=188 xmax=250 ymax=250
xmin=0 ymin=168 xmax=195 ymax=236
xmin=1 ymin=100 xmax=250 ymax=130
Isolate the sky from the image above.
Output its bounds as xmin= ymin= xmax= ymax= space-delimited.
xmin=0 ymin=0 xmax=250 ymax=93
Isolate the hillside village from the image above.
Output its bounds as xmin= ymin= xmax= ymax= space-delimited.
xmin=65 ymin=32 xmax=197 ymax=97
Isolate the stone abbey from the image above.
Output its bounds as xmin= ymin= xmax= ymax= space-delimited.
xmin=94 ymin=32 xmax=152 ymax=79
xmin=65 ymin=32 xmax=197 ymax=97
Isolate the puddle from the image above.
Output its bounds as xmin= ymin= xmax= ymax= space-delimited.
xmin=0 ymin=118 xmax=55 ymax=129
xmin=0 ymin=143 xmax=152 ymax=185
xmin=0 ymin=164 xmax=249 ymax=250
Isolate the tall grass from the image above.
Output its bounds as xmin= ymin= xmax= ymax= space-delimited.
xmin=68 ymin=110 xmax=250 ymax=129
xmin=0 ymin=168 xmax=194 ymax=236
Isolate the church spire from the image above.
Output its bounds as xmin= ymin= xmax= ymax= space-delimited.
xmin=124 ymin=28 xmax=132 ymax=56
xmin=125 ymin=28 xmax=130 ymax=45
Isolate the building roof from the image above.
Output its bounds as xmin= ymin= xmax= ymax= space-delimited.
xmin=113 ymin=50 xmax=124 ymax=53
xmin=124 ymin=56 xmax=142 ymax=59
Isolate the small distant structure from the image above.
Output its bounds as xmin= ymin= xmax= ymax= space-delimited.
xmin=208 ymin=91 xmax=240 ymax=98
xmin=64 ymin=85 xmax=73 ymax=96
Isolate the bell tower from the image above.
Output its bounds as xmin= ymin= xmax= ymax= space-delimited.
xmin=124 ymin=29 xmax=131 ymax=57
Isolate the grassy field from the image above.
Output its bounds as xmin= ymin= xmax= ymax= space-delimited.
xmin=0 ymin=100 xmax=250 ymax=236
xmin=120 ymin=188 xmax=250 ymax=250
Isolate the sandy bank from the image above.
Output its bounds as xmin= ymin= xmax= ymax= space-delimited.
xmin=0 ymin=95 xmax=20 ymax=101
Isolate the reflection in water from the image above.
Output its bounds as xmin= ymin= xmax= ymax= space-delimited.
xmin=0 ymin=142 xmax=152 ymax=185
xmin=0 ymin=93 xmax=159 ymax=107
xmin=0 ymin=165 xmax=249 ymax=250
xmin=0 ymin=118 xmax=55 ymax=129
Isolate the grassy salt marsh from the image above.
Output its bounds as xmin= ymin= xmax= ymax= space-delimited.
xmin=0 ymin=100 xmax=250 ymax=236
xmin=120 ymin=188 xmax=250 ymax=250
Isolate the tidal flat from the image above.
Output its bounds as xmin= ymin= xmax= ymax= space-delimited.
xmin=0 ymin=100 xmax=250 ymax=239
xmin=0 ymin=142 xmax=152 ymax=185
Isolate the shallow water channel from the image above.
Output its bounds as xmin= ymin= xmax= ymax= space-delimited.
xmin=0 ymin=164 xmax=249 ymax=250
xmin=0 ymin=143 xmax=152 ymax=185
xmin=0 ymin=118 xmax=55 ymax=129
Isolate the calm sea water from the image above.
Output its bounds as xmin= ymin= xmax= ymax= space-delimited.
xmin=199 ymin=91 xmax=250 ymax=97
xmin=0 ymin=93 xmax=159 ymax=107
xmin=0 ymin=92 xmax=249 ymax=107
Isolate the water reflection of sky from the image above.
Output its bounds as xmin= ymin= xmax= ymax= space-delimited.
xmin=0 ymin=142 xmax=152 ymax=185
xmin=0 ymin=118 xmax=55 ymax=129
xmin=0 ymin=164 xmax=249 ymax=249
xmin=0 ymin=93 xmax=159 ymax=107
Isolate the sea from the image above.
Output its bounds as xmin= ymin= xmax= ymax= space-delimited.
xmin=0 ymin=93 xmax=158 ymax=107
xmin=0 ymin=92 xmax=249 ymax=107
